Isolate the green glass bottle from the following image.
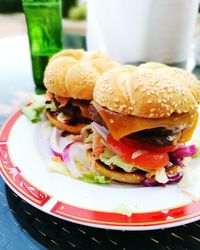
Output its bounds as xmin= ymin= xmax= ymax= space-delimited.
xmin=22 ymin=0 xmax=63 ymax=93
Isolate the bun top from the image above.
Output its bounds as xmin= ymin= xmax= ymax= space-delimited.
xmin=65 ymin=51 xmax=118 ymax=100
xmin=44 ymin=49 xmax=118 ymax=99
xmin=94 ymin=63 xmax=200 ymax=118
xmin=50 ymin=49 xmax=85 ymax=61
xmin=44 ymin=49 xmax=85 ymax=97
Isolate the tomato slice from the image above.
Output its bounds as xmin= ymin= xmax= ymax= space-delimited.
xmin=121 ymin=137 xmax=177 ymax=153
xmin=133 ymin=153 xmax=169 ymax=169
xmin=107 ymin=134 xmax=169 ymax=170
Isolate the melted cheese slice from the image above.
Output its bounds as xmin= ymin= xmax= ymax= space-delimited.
xmin=178 ymin=111 xmax=198 ymax=143
xmin=93 ymin=102 xmax=197 ymax=141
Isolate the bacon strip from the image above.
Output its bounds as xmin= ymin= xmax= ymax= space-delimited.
xmin=55 ymin=95 xmax=70 ymax=108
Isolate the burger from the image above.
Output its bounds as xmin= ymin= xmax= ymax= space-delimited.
xmin=44 ymin=49 xmax=118 ymax=134
xmin=88 ymin=63 xmax=200 ymax=185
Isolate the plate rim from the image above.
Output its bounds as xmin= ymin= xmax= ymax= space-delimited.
xmin=1 ymin=110 xmax=200 ymax=231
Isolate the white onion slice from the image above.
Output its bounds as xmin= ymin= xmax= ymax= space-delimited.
xmin=91 ymin=122 xmax=109 ymax=141
xmin=155 ymin=168 xmax=169 ymax=184
xmin=131 ymin=150 xmax=148 ymax=159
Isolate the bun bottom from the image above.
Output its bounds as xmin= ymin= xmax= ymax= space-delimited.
xmin=45 ymin=111 xmax=88 ymax=134
xmin=86 ymin=150 xmax=145 ymax=184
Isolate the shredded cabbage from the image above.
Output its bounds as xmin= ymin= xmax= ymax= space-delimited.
xmin=47 ymin=159 xmax=71 ymax=176
xmin=99 ymin=150 xmax=137 ymax=172
xmin=47 ymin=155 xmax=110 ymax=184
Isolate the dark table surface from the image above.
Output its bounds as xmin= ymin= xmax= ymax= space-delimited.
xmin=1 ymin=35 xmax=200 ymax=250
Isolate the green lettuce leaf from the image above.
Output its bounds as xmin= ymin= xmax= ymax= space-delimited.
xmin=113 ymin=203 xmax=133 ymax=217
xmin=22 ymin=105 xmax=45 ymax=123
xmin=80 ymin=124 xmax=92 ymax=134
xmin=80 ymin=172 xmax=111 ymax=184
xmin=80 ymin=125 xmax=94 ymax=144
xmin=100 ymin=150 xmax=137 ymax=172
xmin=46 ymin=101 xmax=57 ymax=112
xmin=192 ymin=145 xmax=200 ymax=158
xmin=84 ymin=133 xmax=94 ymax=143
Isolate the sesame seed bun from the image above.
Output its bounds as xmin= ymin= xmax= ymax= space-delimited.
xmin=94 ymin=63 xmax=200 ymax=118
xmin=86 ymin=149 xmax=144 ymax=184
xmin=50 ymin=49 xmax=85 ymax=62
xmin=44 ymin=49 xmax=86 ymax=97
xmin=65 ymin=52 xmax=118 ymax=100
xmin=44 ymin=49 xmax=118 ymax=100
xmin=45 ymin=110 xmax=87 ymax=134
xmin=44 ymin=57 xmax=78 ymax=97
xmin=82 ymin=51 xmax=112 ymax=61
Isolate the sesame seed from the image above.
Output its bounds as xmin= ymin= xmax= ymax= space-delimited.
xmin=161 ymin=103 xmax=165 ymax=108
xmin=131 ymin=100 xmax=136 ymax=105
xmin=109 ymin=118 xmax=114 ymax=123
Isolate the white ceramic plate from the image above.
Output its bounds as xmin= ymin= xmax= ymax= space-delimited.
xmin=0 ymin=110 xmax=200 ymax=231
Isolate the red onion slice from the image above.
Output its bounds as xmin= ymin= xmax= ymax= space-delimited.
xmin=91 ymin=122 xmax=109 ymax=141
xmin=50 ymin=127 xmax=62 ymax=158
xmin=171 ymin=145 xmax=197 ymax=159
xmin=62 ymin=141 xmax=85 ymax=178
xmin=167 ymin=172 xmax=183 ymax=183
xmin=140 ymin=178 xmax=160 ymax=187
xmin=141 ymin=171 xmax=183 ymax=187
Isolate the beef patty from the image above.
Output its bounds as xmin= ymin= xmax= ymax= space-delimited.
xmin=47 ymin=99 xmax=90 ymax=125
xmin=89 ymin=103 xmax=181 ymax=146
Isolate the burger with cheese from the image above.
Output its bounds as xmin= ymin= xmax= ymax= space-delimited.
xmin=44 ymin=49 xmax=118 ymax=133
xmin=87 ymin=63 xmax=200 ymax=186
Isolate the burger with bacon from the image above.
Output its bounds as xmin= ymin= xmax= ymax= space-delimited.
xmin=88 ymin=63 xmax=200 ymax=186
xmin=44 ymin=49 xmax=118 ymax=134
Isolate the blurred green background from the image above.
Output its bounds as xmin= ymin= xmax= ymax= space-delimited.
xmin=0 ymin=0 xmax=86 ymax=19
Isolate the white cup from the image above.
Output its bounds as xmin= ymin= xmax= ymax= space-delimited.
xmin=87 ymin=0 xmax=199 ymax=65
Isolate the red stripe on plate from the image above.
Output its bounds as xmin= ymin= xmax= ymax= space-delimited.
xmin=50 ymin=199 xmax=200 ymax=226
xmin=0 ymin=110 xmax=22 ymax=142
xmin=0 ymin=111 xmax=51 ymax=206
xmin=1 ymin=110 xmax=200 ymax=227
